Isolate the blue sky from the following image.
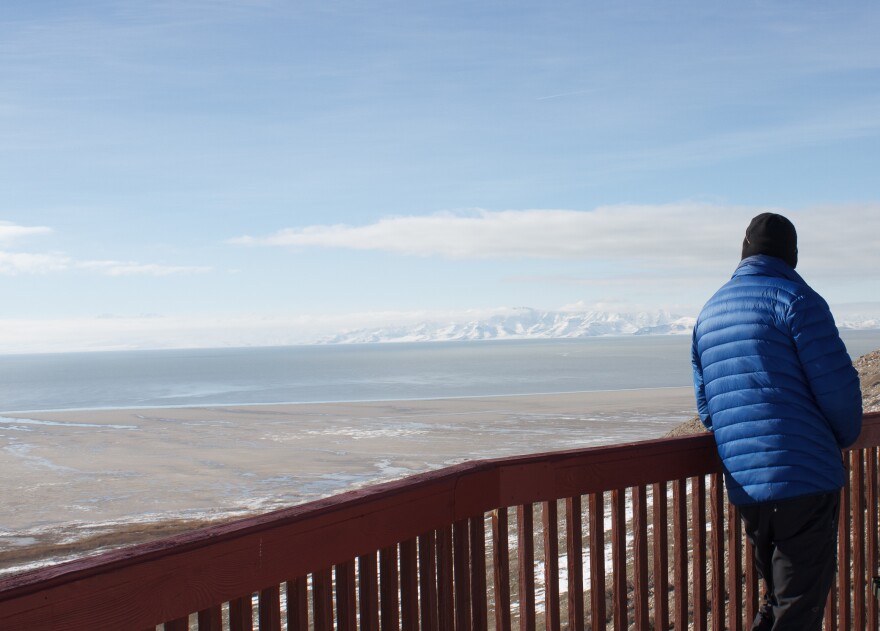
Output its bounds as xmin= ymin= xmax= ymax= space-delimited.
xmin=2 ymin=1 xmax=879 ymax=352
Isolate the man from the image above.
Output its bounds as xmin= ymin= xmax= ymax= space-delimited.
xmin=691 ymin=212 xmax=862 ymax=630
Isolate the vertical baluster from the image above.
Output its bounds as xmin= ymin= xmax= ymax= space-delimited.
xmin=566 ymin=496 xmax=585 ymax=631
xmin=419 ymin=531 xmax=440 ymax=631
xmin=229 ymin=595 xmax=254 ymax=631
xmin=825 ymin=582 xmax=836 ymax=631
xmin=673 ymin=479 xmax=688 ymax=631
xmin=518 ymin=504 xmax=536 ymax=631
xmin=438 ymin=526 xmax=455 ymax=631
xmin=632 ymin=486 xmax=649 ymax=630
xmin=470 ymin=516 xmax=488 ymax=631
xmin=853 ymin=450 xmax=866 ymax=631
xmin=400 ymin=539 xmax=419 ymax=631
xmin=590 ymin=493 xmax=607 ymax=631
xmin=453 ymin=519 xmax=473 ymax=631
xmin=197 ymin=605 xmax=222 ymax=631
xmin=359 ymin=554 xmax=380 ymax=631
xmin=743 ymin=534 xmax=757 ymax=626
xmin=588 ymin=492 xmax=606 ymax=630
xmin=314 ymin=569 xmax=334 ymax=631
xmin=543 ymin=500 xmax=561 ymax=631
xmin=839 ymin=461 xmax=852 ymax=631
xmin=727 ymin=502 xmax=742 ymax=631
xmin=611 ymin=488 xmax=627 ymax=631
xmin=164 ymin=617 xmax=189 ymax=631
xmin=380 ymin=545 xmax=400 ymax=631
xmin=259 ymin=585 xmax=282 ymax=631
xmin=492 ymin=509 xmax=512 ymax=631
xmin=336 ymin=560 xmax=357 ymax=631
xmin=692 ymin=475 xmax=707 ymax=631
xmin=868 ymin=447 xmax=879 ymax=631
xmin=287 ymin=577 xmax=310 ymax=631
xmin=709 ymin=474 xmax=725 ymax=631
xmin=652 ymin=482 xmax=669 ymax=631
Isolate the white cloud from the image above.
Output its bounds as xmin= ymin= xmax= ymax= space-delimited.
xmin=228 ymin=203 xmax=880 ymax=274
xmin=0 ymin=251 xmax=71 ymax=275
xmin=0 ymin=221 xmax=52 ymax=244
xmin=76 ymin=261 xmax=212 ymax=276
xmin=0 ymin=220 xmax=211 ymax=277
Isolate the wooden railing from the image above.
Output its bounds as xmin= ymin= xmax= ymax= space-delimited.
xmin=1 ymin=411 xmax=879 ymax=631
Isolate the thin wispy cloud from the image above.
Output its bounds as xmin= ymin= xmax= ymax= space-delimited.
xmin=0 ymin=220 xmax=211 ymax=277
xmin=77 ymin=261 xmax=212 ymax=276
xmin=0 ymin=251 xmax=70 ymax=275
xmin=0 ymin=221 xmax=52 ymax=244
xmin=535 ymin=88 xmax=598 ymax=101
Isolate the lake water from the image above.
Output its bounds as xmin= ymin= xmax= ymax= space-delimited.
xmin=3 ymin=330 xmax=877 ymax=413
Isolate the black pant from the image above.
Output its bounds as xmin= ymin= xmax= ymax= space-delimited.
xmin=739 ymin=491 xmax=840 ymax=631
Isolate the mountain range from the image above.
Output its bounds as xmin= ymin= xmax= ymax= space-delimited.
xmin=318 ymin=309 xmax=696 ymax=344
xmin=318 ymin=307 xmax=880 ymax=345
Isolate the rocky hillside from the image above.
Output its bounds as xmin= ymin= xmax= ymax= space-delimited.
xmin=666 ymin=348 xmax=880 ymax=437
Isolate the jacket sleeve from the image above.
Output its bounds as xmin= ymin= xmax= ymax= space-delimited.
xmin=691 ymin=328 xmax=713 ymax=431
xmin=789 ymin=291 xmax=863 ymax=448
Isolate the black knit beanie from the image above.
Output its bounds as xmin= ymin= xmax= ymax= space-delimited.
xmin=741 ymin=212 xmax=798 ymax=268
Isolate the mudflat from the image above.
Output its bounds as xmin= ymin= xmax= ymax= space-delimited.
xmin=0 ymin=387 xmax=695 ymax=574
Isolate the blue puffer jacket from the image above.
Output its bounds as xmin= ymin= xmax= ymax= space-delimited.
xmin=691 ymin=255 xmax=862 ymax=506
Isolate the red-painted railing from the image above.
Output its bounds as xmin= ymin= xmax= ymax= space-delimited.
xmin=1 ymin=411 xmax=878 ymax=631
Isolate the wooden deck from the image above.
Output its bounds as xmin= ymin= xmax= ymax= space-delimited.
xmin=1 ymin=411 xmax=878 ymax=630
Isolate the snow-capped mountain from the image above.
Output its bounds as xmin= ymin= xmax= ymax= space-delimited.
xmin=318 ymin=308 xmax=697 ymax=344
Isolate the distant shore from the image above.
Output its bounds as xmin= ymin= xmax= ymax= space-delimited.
xmin=0 ymin=388 xmax=695 ymax=576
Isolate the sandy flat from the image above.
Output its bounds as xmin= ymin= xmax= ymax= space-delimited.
xmin=0 ymin=388 xmax=695 ymax=574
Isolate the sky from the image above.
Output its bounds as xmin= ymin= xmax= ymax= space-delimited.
xmin=2 ymin=1 xmax=879 ymax=352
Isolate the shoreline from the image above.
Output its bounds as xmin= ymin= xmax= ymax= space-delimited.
xmin=0 ymin=388 xmax=696 ymax=576
xmin=0 ymin=385 xmax=693 ymax=416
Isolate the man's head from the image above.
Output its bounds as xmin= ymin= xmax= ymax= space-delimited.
xmin=741 ymin=212 xmax=798 ymax=268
